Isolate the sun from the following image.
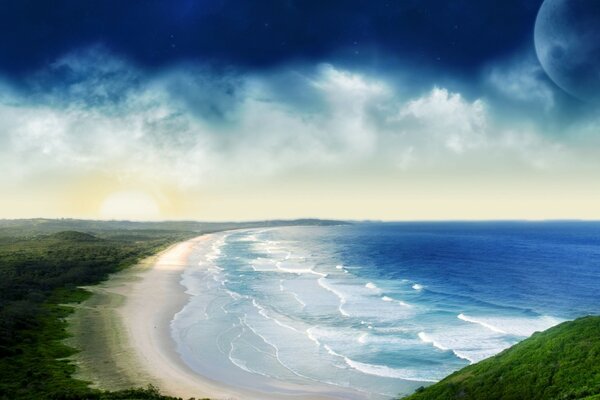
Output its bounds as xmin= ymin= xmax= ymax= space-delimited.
xmin=99 ymin=190 xmax=161 ymax=221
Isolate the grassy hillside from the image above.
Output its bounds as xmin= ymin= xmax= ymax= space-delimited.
xmin=403 ymin=316 xmax=600 ymax=400
xmin=0 ymin=228 xmax=197 ymax=399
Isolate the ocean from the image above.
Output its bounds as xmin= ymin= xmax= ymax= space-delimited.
xmin=171 ymin=222 xmax=600 ymax=399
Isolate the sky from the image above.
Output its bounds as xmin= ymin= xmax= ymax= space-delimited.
xmin=1 ymin=0 xmax=599 ymax=221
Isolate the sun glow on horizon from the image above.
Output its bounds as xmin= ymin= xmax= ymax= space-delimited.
xmin=99 ymin=190 xmax=161 ymax=221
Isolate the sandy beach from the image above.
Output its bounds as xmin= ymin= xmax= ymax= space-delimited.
xmin=68 ymin=233 xmax=361 ymax=400
xmin=113 ymin=235 xmax=248 ymax=399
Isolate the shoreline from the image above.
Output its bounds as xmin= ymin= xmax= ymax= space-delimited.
xmin=68 ymin=233 xmax=362 ymax=400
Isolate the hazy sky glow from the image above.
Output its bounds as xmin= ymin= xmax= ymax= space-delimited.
xmin=1 ymin=1 xmax=599 ymax=220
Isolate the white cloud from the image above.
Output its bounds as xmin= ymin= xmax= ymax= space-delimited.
xmin=394 ymin=87 xmax=487 ymax=153
xmin=0 ymin=50 xmax=579 ymax=190
xmin=487 ymin=54 xmax=555 ymax=111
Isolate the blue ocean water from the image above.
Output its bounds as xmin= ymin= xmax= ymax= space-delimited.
xmin=172 ymin=222 xmax=600 ymax=399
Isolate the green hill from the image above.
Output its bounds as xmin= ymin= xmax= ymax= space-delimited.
xmin=403 ymin=316 xmax=600 ymax=400
xmin=49 ymin=231 xmax=101 ymax=242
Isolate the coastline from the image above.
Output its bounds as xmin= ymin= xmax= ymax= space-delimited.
xmin=67 ymin=233 xmax=361 ymax=400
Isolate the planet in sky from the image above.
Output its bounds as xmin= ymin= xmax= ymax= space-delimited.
xmin=534 ymin=0 xmax=600 ymax=103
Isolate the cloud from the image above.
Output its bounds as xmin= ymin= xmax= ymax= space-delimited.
xmin=393 ymin=87 xmax=487 ymax=153
xmin=486 ymin=53 xmax=555 ymax=111
xmin=0 ymin=49 xmax=581 ymax=191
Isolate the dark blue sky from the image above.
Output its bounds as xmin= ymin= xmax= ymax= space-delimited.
xmin=0 ymin=0 xmax=542 ymax=76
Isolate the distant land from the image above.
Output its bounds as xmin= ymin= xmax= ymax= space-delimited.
xmin=0 ymin=218 xmax=349 ymax=236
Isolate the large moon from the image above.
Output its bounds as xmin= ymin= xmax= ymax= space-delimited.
xmin=534 ymin=0 xmax=600 ymax=103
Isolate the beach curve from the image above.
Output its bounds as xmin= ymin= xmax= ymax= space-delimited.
xmin=69 ymin=233 xmax=361 ymax=400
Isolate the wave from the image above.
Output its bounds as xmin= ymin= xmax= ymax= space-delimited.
xmin=306 ymin=327 xmax=321 ymax=346
xmin=317 ymin=277 xmax=349 ymax=316
xmin=458 ymin=313 xmax=563 ymax=337
xmin=235 ymin=234 xmax=258 ymax=243
xmin=334 ymin=265 xmax=350 ymax=274
xmin=226 ymin=289 xmax=244 ymax=301
xmin=251 ymin=299 xmax=300 ymax=333
xmin=382 ymin=296 xmax=411 ymax=307
xmin=227 ymin=328 xmax=276 ymax=379
xmin=290 ymin=291 xmax=306 ymax=307
xmin=205 ymin=235 xmax=228 ymax=261
xmin=375 ymin=326 xmax=414 ymax=334
xmin=275 ymin=261 xmax=327 ymax=276
xmin=418 ymin=331 xmax=474 ymax=363
xmin=249 ymin=257 xmax=278 ymax=272
xmin=173 ymin=226 xmax=587 ymax=400
xmin=365 ymin=282 xmax=379 ymax=290
xmin=418 ymin=331 xmax=448 ymax=351
xmin=236 ymin=315 xmax=315 ymax=382
xmin=458 ymin=313 xmax=506 ymax=334
xmin=306 ymin=328 xmax=438 ymax=382
xmin=228 ymin=353 xmax=273 ymax=378
xmin=344 ymin=357 xmax=437 ymax=382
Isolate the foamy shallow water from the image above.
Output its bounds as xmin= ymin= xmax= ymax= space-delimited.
xmin=170 ymin=223 xmax=600 ymax=399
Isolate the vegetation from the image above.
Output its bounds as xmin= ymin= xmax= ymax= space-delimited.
xmin=0 ymin=223 xmax=199 ymax=399
xmin=402 ymin=316 xmax=600 ymax=400
xmin=0 ymin=218 xmax=348 ymax=238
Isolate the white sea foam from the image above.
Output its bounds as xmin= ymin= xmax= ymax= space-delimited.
xmin=237 ymin=316 xmax=304 ymax=380
xmin=227 ymin=330 xmax=276 ymax=379
xmin=374 ymin=326 xmax=413 ymax=334
xmin=236 ymin=234 xmax=258 ymax=242
xmin=381 ymin=296 xmax=411 ymax=307
xmin=306 ymin=327 xmax=321 ymax=346
xmin=176 ymin=228 xmax=571 ymax=398
xmin=251 ymin=299 xmax=300 ymax=333
xmin=239 ymin=314 xmax=310 ymax=382
xmin=344 ymin=358 xmax=437 ymax=382
xmin=457 ymin=313 xmax=563 ymax=337
xmin=414 ymin=317 xmax=541 ymax=364
xmin=275 ymin=261 xmax=327 ymax=277
xmin=458 ymin=313 xmax=506 ymax=333
xmin=418 ymin=331 xmax=448 ymax=351
xmin=418 ymin=331 xmax=474 ymax=363
xmin=205 ymin=236 xmax=227 ymax=261
xmin=317 ymin=277 xmax=349 ymax=316
xmin=228 ymin=353 xmax=271 ymax=378
xmin=290 ymin=291 xmax=306 ymax=308
xmin=226 ymin=290 xmax=243 ymax=300
xmin=249 ymin=258 xmax=277 ymax=272
xmin=323 ymin=344 xmax=341 ymax=357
